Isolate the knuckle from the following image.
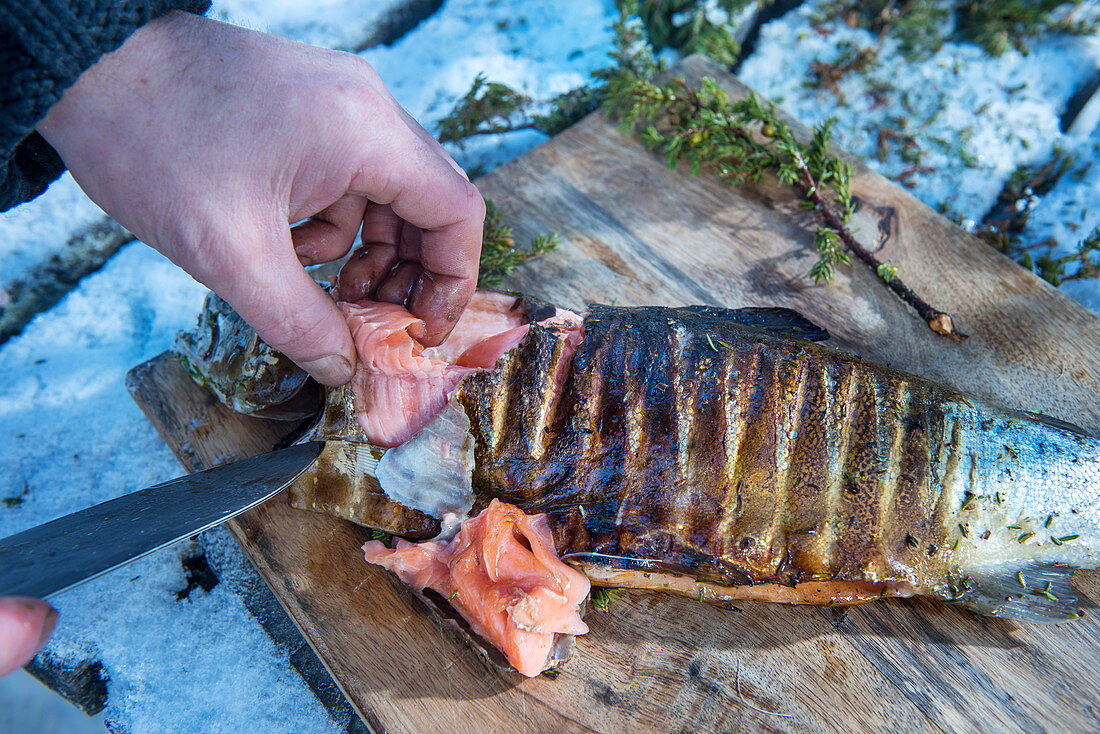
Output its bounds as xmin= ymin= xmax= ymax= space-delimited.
xmin=342 ymin=53 xmax=384 ymax=88
xmin=268 ymin=308 xmax=330 ymax=356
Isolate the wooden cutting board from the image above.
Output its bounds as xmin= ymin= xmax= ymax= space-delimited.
xmin=127 ymin=56 xmax=1100 ymax=733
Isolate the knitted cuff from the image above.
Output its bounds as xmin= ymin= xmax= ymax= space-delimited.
xmin=0 ymin=0 xmax=212 ymax=212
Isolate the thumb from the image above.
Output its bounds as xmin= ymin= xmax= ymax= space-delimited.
xmin=208 ymin=222 xmax=356 ymax=387
xmin=0 ymin=597 xmax=57 ymax=677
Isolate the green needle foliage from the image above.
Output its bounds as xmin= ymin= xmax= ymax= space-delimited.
xmin=973 ymin=152 xmax=1100 ymax=287
xmin=533 ymin=85 xmax=605 ymax=136
xmin=444 ymin=2 xmax=863 ymax=286
xmin=957 ymin=0 xmax=1097 ymax=56
xmin=437 ymin=75 xmax=604 ymax=144
xmin=437 ymin=0 xmax=759 ymax=148
xmin=604 ymin=44 xmax=857 ymax=284
xmin=813 ymin=0 xmax=1096 ymax=59
xmin=439 ymin=1 xmax=967 ymax=336
xmin=1019 ymin=227 xmax=1100 ymax=287
xmin=478 ymin=199 xmax=561 ymax=288
xmin=602 ymin=3 xmax=964 ymax=337
xmin=805 ymin=41 xmax=880 ymax=102
xmin=590 ymin=587 xmax=623 ymax=611
xmin=630 ymin=0 xmax=761 ymax=67
xmin=437 ymin=73 xmax=533 ymax=146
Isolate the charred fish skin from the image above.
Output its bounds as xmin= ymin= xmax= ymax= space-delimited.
xmin=175 ymin=291 xmax=320 ymax=420
xmin=456 ymin=305 xmax=1100 ymax=622
xmin=190 ymin=285 xmax=1100 ymax=622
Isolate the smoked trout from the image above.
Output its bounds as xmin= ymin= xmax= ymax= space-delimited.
xmin=179 ymin=289 xmax=1100 ymax=676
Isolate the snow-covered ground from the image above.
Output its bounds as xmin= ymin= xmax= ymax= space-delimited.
xmin=1020 ymin=120 xmax=1100 ymax=312
xmin=0 ymin=175 xmax=106 ymax=288
xmin=739 ymin=7 xmax=1100 ymax=224
xmin=210 ymin=0 xmax=414 ymax=50
xmin=2 ymin=1 xmax=1100 ymax=732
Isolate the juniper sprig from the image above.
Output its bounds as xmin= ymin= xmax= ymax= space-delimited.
xmin=628 ymin=0 xmax=756 ymax=68
xmin=813 ymin=0 xmax=1097 ymax=59
xmin=603 ymin=62 xmax=967 ymax=339
xmin=1019 ymin=227 xmax=1100 ymax=287
xmin=590 ymin=587 xmax=623 ymax=611
xmin=437 ymin=73 xmax=535 ymax=146
xmin=478 ymin=199 xmax=562 ymax=288
xmin=437 ymin=75 xmax=605 ymax=145
xmin=439 ymin=1 xmax=971 ymax=338
xmin=956 ymin=0 xmax=1098 ymax=57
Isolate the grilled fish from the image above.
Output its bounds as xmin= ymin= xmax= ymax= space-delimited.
xmin=180 ymin=290 xmax=1100 ymax=674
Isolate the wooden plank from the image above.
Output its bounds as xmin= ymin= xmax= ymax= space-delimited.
xmin=128 ymin=55 xmax=1100 ymax=732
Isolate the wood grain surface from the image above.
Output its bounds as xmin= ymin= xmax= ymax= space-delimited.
xmin=128 ymin=56 xmax=1100 ymax=732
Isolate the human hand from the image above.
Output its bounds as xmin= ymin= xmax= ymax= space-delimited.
xmin=0 ymin=597 xmax=56 ymax=677
xmin=36 ymin=11 xmax=484 ymax=385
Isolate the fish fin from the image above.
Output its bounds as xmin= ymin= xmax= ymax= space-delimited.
xmin=1013 ymin=409 xmax=1092 ymax=437
xmin=560 ymin=551 xmax=753 ymax=586
xmin=953 ymin=562 xmax=1084 ymax=623
xmin=286 ymin=440 xmax=441 ymax=538
xmin=491 ymin=289 xmax=560 ymax=324
xmin=725 ymin=307 xmax=830 ymax=341
xmin=376 ymin=400 xmax=475 ymax=537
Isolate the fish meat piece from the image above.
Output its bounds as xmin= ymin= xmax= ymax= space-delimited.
xmin=342 ymin=290 xmax=573 ymax=447
xmin=283 ymin=291 xmax=579 ymax=544
xmin=363 ymin=499 xmax=590 ymax=678
xmin=342 ymin=299 xmax=480 ymax=447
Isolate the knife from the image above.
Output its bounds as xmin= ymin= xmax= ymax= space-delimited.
xmin=0 ymin=441 xmax=324 ymax=600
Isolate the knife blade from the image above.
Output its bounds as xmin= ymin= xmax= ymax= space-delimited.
xmin=0 ymin=441 xmax=324 ymax=600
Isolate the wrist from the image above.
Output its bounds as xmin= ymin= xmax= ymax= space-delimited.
xmin=36 ymin=12 xmax=203 ymax=153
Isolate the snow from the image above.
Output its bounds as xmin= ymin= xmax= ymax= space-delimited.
xmin=2 ymin=0 xmax=1100 ymax=731
xmin=1019 ymin=124 xmax=1100 ymax=312
xmin=737 ymin=4 xmax=1100 ymax=222
xmin=0 ymin=244 xmax=340 ymax=733
xmin=358 ymin=0 xmax=616 ymax=172
xmin=210 ymin=0 xmax=411 ymax=50
xmin=0 ymin=670 xmax=104 ymax=733
xmin=737 ymin=2 xmax=1100 ymax=308
xmin=0 ymin=174 xmax=105 ymax=286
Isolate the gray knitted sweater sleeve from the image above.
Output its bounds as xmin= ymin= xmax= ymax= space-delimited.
xmin=0 ymin=0 xmax=211 ymax=212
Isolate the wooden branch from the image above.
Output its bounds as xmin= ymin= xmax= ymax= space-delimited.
xmin=791 ymin=153 xmax=968 ymax=340
xmin=669 ymin=78 xmax=967 ymax=340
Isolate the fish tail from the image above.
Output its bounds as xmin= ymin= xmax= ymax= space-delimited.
xmin=948 ymin=561 xmax=1084 ymax=623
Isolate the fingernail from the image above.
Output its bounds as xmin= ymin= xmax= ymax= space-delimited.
xmin=36 ymin=606 xmax=58 ymax=649
xmin=300 ymin=354 xmax=354 ymax=386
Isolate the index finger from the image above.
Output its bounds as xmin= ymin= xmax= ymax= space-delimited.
xmin=350 ymin=122 xmax=484 ymax=345
xmin=0 ymin=597 xmax=56 ymax=676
